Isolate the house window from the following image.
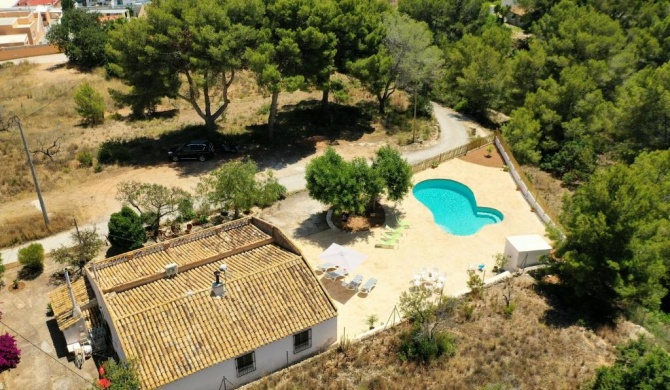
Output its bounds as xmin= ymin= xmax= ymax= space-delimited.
xmin=235 ymin=352 xmax=256 ymax=377
xmin=293 ymin=329 xmax=312 ymax=354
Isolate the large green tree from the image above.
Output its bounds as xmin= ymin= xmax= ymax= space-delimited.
xmin=551 ymin=150 xmax=670 ymax=314
xmin=47 ymin=9 xmax=108 ymax=69
xmin=305 ymin=147 xmax=412 ymax=215
xmin=440 ymin=25 xmax=512 ymax=116
xmin=106 ymin=19 xmax=179 ymax=118
xmin=398 ymin=0 xmax=487 ymax=45
xmin=613 ymin=63 xmax=670 ymax=158
xmin=246 ymin=0 xmax=339 ymax=139
xmin=348 ymin=12 xmax=442 ymax=115
xmin=107 ymin=0 xmax=263 ymax=129
xmin=590 ymin=337 xmax=670 ymax=390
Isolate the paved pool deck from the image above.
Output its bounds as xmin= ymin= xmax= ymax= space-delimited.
xmin=288 ymin=157 xmax=549 ymax=340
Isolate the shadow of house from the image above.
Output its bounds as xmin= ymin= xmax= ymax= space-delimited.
xmin=45 ymin=318 xmax=69 ymax=359
xmin=97 ymin=97 xmax=378 ymax=179
xmin=245 ymin=100 xmax=375 ymax=171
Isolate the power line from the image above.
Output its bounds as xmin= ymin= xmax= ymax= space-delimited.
xmin=0 ymin=320 xmax=94 ymax=385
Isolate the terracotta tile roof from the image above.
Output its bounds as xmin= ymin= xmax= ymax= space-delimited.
xmin=91 ymin=219 xmax=272 ymax=292
xmin=48 ymin=276 xmax=96 ymax=331
xmin=88 ymin=218 xmax=337 ymax=389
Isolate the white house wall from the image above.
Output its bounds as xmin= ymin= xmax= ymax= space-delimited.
xmin=160 ymin=317 xmax=337 ymax=390
xmin=83 ymin=270 xmax=127 ymax=360
xmin=62 ymin=318 xmax=85 ymax=346
xmin=503 ymin=240 xmax=520 ymax=271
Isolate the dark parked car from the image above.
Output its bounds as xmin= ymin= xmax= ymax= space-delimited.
xmin=168 ymin=140 xmax=215 ymax=162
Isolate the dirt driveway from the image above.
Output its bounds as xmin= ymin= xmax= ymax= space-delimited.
xmin=0 ymin=261 xmax=98 ymax=390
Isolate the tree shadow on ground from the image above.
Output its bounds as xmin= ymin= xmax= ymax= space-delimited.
xmin=245 ymin=99 xmax=376 ymax=172
xmin=95 ymin=98 xmax=377 ymax=177
xmin=296 ymin=226 xmax=375 ymax=249
xmin=319 ymin=277 xmax=359 ymax=304
xmin=530 ymin=269 xmax=618 ymax=330
xmin=46 ymin=319 xmax=69 ymax=359
xmin=292 ymin=211 xmax=329 ymax=238
xmin=18 ymin=266 xmax=42 ymax=281
xmin=105 ymin=245 xmax=130 ymax=259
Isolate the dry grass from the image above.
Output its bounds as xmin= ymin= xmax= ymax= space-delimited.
xmin=248 ymin=275 xmax=628 ymax=390
xmin=522 ymin=165 xmax=570 ymax=218
xmin=0 ymin=212 xmax=73 ymax=248
xmin=0 ymin=65 xmax=436 ymax=248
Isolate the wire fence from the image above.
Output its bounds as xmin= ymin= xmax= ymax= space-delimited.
xmin=494 ymin=132 xmax=563 ymax=231
xmin=410 ymin=135 xmax=494 ymax=173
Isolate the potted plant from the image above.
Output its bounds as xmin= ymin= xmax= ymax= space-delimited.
xmin=366 ymin=314 xmax=379 ymax=330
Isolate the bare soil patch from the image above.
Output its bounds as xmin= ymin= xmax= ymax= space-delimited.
xmin=6 ymin=281 xmax=26 ymax=292
xmin=458 ymin=144 xmax=505 ymax=168
xmin=332 ymin=205 xmax=386 ymax=232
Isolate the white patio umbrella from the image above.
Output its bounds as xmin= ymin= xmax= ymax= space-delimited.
xmin=317 ymin=243 xmax=367 ymax=273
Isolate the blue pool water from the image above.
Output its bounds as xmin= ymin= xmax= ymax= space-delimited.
xmin=413 ymin=179 xmax=504 ymax=236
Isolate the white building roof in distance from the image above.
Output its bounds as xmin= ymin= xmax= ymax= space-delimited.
xmin=0 ymin=34 xmax=26 ymax=44
xmin=506 ymin=234 xmax=552 ymax=252
xmin=0 ymin=0 xmax=17 ymax=7
xmin=0 ymin=17 xmax=15 ymax=26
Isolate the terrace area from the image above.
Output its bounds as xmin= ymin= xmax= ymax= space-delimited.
xmin=262 ymin=155 xmax=548 ymax=340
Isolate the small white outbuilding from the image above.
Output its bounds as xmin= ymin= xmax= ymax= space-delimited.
xmin=503 ymin=234 xmax=552 ymax=271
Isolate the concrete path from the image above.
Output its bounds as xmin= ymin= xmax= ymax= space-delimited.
xmin=1 ymin=102 xmax=471 ymax=266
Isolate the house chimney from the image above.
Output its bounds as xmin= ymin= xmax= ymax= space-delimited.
xmin=211 ymin=270 xmax=225 ymax=298
xmin=65 ymin=269 xmax=82 ymax=319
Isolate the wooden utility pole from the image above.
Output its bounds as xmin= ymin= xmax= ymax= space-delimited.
xmin=17 ymin=118 xmax=49 ymax=226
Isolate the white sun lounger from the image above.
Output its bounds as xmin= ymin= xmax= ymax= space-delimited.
xmin=375 ymin=237 xmax=398 ymax=249
xmin=342 ymin=274 xmax=363 ymax=290
xmin=325 ymin=268 xmax=348 ymax=281
xmin=358 ymin=278 xmax=378 ymax=294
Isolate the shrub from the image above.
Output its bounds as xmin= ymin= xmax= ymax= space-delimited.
xmin=108 ymin=206 xmax=146 ymax=252
xmin=492 ymin=253 xmax=509 ymax=273
xmin=503 ymin=302 xmax=516 ymax=318
xmin=76 ymin=150 xmax=94 ymax=167
xmin=467 ymin=270 xmax=485 ymax=299
xmin=94 ymin=164 xmax=103 ymax=173
xmin=97 ymin=138 xmax=130 ymax=165
xmin=398 ymin=324 xmax=456 ymax=364
xmin=0 ymin=254 xmax=5 ymax=281
xmin=176 ymin=198 xmax=196 ymax=222
xmin=256 ymin=171 xmax=287 ymax=208
xmin=50 ymin=228 xmax=104 ymax=268
xmin=18 ymin=243 xmax=44 ymax=271
xmin=590 ymin=337 xmax=670 ymax=389
xmin=73 ymin=82 xmax=105 ymax=125
xmin=97 ymin=359 xmax=140 ymax=390
xmin=0 ymin=333 xmax=20 ymax=371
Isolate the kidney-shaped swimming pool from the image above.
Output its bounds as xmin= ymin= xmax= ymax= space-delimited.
xmin=413 ymin=179 xmax=503 ymax=236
